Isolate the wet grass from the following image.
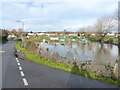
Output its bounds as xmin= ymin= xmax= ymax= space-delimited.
xmin=15 ymin=41 xmax=119 ymax=86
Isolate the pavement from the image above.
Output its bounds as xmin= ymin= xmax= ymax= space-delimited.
xmin=2 ymin=40 xmax=119 ymax=88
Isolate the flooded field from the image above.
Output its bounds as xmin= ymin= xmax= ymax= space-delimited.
xmin=40 ymin=42 xmax=118 ymax=67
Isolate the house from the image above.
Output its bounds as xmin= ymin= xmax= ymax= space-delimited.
xmin=115 ymin=33 xmax=119 ymax=37
xmin=90 ymin=33 xmax=96 ymax=37
xmin=46 ymin=34 xmax=51 ymax=36
xmin=28 ymin=32 xmax=36 ymax=36
xmin=7 ymin=34 xmax=16 ymax=39
xmin=106 ymin=33 xmax=115 ymax=37
xmin=50 ymin=37 xmax=59 ymax=40
xmin=36 ymin=33 xmax=45 ymax=36
xmin=27 ymin=36 xmax=30 ymax=39
xmin=68 ymin=34 xmax=77 ymax=36
xmin=49 ymin=33 xmax=57 ymax=36
xmin=91 ymin=34 xmax=96 ymax=36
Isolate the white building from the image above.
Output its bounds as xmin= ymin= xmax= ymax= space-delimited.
xmin=106 ymin=33 xmax=115 ymax=37
xmin=91 ymin=34 xmax=96 ymax=36
xmin=27 ymin=36 xmax=30 ymax=38
xmin=68 ymin=34 xmax=77 ymax=36
xmin=46 ymin=34 xmax=51 ymax=36
xmin=81 ymin=34 xmax=84 ymax=36
xmin=37 ymin=33 xmax=45 ymax=36
xmin=50 ymin=37 xmax=59 ymax=40
xmin=8 ymin=34 xmax=16 ymax=38
xmin=28 ymin=33 xmax=36 ymax=36
xmin=49 ymin=33 xmax=57 ymax=36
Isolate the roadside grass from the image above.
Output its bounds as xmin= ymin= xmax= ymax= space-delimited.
xmin=15 ymin=41 xmax=119 ymax=86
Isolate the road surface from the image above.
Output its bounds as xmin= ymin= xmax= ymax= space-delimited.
xmin=2 ymin=40 xmax=119 ymax=88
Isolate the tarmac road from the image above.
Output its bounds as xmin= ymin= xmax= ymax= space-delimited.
xmin=2 ymin=40 xmax=119 ymax=88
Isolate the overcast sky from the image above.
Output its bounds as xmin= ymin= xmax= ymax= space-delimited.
xmin=0 ymin=0 xmax=119 ymax=32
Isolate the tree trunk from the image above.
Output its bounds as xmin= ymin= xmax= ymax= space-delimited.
xmin=113 ymin=33 xmax=120 ymax=79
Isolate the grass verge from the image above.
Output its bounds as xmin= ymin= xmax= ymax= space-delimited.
xmin=15 ymin=41 xmax=119 ymax=86
xmin=85 ymin=36 xmax=99 ymax=42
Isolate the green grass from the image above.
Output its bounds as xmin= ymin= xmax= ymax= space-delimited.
xmin=15 ymin=41 xmax=119 ymax=86
xmin=85 ymin=36 xmax=99 ymax=42
xmin=104 ymin=37 xmax=118 ymax=41
xmin=86 ymin=36 xmax=119 ymax=42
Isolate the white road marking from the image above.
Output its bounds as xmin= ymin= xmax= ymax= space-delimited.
xmin=20 ymin=71 xmax=25 ymax=77
xmin=16 ymin=60 xmax=19 ymax=63
xmin=19 ymin=66 xmax=22 ymax=70
xmin=23 ymin=78 xmax=29 ymax=86
xmin=16 ymin=58 xmax=19 ymax=62
xmin=17 ymin=63 xmax=20 ymax=66
xmin=16 ymin=58 xmax=29 ymax=86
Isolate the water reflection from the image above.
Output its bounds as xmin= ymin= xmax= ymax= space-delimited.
xmin=94 ymin=43 xmax=112 ymax=66
xmin=40 ymin=42 xmax=118 ymax=67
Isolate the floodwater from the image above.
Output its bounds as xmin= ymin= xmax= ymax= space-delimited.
xmin=40 ymin=42 xmax=118 ymax=67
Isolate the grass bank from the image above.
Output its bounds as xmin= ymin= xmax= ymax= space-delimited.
xmin=85 ymin=36 xmax=99 ymax=42
xmin=104 ymin=37 xmax=118 ymax=41
xmin=15 ymin=41 xmax=119 ymax=86
xmin=86 ymin=36 xmax=119 ymax=42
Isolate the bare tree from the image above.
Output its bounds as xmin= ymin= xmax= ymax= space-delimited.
xmin=95 ymin=16 xmax=114 ymax=43
xmin=11 ymin=29 xmax=17 ymax=34
xmin=78 ymin=27 xmax=86 ymax=37
xmin=86 ymin=26 xmax=94 ymax=32
xmin=18 ymin=28 xmax=23 ymax=35
xmin=78 ymin=27 xmax=85 ymax=32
